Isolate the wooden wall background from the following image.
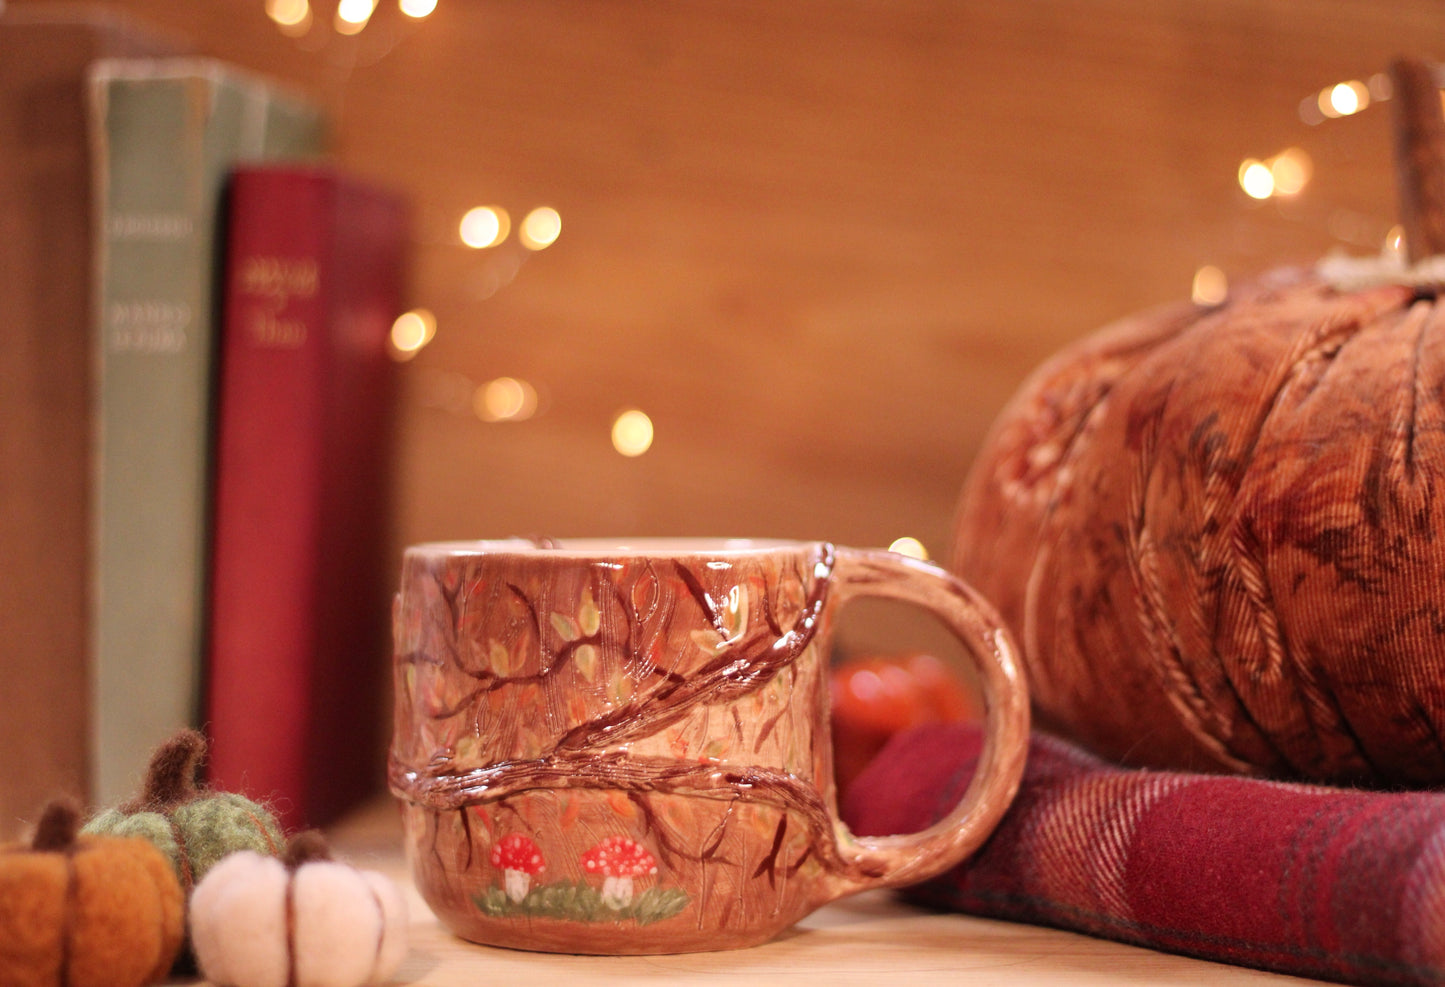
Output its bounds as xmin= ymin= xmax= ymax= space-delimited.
xmin=45 ymin=0 xmax=1445 ymax=649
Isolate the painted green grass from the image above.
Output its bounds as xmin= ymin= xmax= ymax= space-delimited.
xmin=474 ymin=881 xmax=690 ymax=926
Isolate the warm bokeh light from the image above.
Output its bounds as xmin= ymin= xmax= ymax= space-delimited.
xmin=1298 ymin=95 xmax=1324 ymax=126
xmin=611 ymin=409 xmax=654 ymax=457
xmin=460 ymin=206 xmax=510 ymax=249
xmin=388 ymin=308 xmax=437 ymax=360
xmin=1332 ymin=81 xmax=1368 ymax=116
xmin=1318 ymin=80 xmax=1369 ymax=119
xmin=266 ymin=0 xmax=310 ymax=30
xmin=519 ymin=207 xmax=562 ymax=250
xmin=416 ymin=369 xmax=475 ymax=415
xmin=1385 ymin=224 xmax=1407 ymax=260
xmin=475 ymin=377 xmax=538 ymax=422
xmin=399 ymin=0 xmax=437 ymax=17
xmin=335 ymin=0 xmax=376 ymax=34
xmin=887 ymin=536 xmax=929 ymax=561
xmin=1237 ymin=149 xmax=1311 ymax=201
xmin=1269 ymin=148 xmax=1312 ymax=196
xmin=1238 ymin=159 xmax=1274 ymax=200
xmin=1191 ymin=265 xmax=1228 ymax=306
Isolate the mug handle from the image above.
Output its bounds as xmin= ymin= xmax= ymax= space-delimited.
xmin=823 ymin=546 xmax=1029 ymax=892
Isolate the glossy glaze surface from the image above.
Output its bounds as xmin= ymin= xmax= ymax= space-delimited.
xmin=390 ymin=539 xmax=1027 ymax=953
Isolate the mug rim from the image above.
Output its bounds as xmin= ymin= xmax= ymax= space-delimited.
xmin=405 ymin=537 xmax=817 ymax=559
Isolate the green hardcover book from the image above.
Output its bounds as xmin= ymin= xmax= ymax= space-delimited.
xmin=87 ymin=58 xmax=326 ymax=805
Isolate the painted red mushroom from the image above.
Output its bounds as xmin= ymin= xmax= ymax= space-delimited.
xmin=581 ymin=835 xmax=656 ymax=908
xmin=490 ymin=833 xmax=545 ymax=902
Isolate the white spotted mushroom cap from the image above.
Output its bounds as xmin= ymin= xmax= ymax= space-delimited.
xmin=490 ymin=833 xmax=545 ymax=875
xmin=581 ymin=836 xmax=657 ymax=877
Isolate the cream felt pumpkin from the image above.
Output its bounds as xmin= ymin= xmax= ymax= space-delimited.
xmin=189 ymin=833 xmax=407 ymax=987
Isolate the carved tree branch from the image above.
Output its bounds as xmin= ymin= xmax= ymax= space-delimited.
xmin=394 ymin=749 xmax=863 ymax=878
xmin=394 ymin=544 xmax=857 ymax=879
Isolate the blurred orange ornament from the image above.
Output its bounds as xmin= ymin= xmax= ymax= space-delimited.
xmin=829 ymin=652 xmax=980 ymax=799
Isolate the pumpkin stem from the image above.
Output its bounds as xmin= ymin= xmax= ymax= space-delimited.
xmin=130 ymin=728 xmax=207 ymax=811
xmin=283 ymin=830 xmax=334 ymax=869
xmin=1389 ymin=58 xmax=1445 ymax=263
xmin=32 ymin=799 xmax=81 ymax=852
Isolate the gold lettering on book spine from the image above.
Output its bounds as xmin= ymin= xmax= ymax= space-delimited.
xmin=235 ymin=255 xmax=318 ymax=348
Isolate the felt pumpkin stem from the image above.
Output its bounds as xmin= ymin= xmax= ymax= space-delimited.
xmin=31 ymin=799 xmax=81 ymax=853
xmin=283 ymin=831 xmax=334 ymax=869
xmin=1389 ymin=57 xmax=1445 ymax=263
xmin=129 ymin=729 xmax=208 ymax=811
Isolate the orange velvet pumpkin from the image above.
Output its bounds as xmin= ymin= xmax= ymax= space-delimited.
xmin=954 ymin=272 xmax=1445 ymax=785
xmin=0 ymin=800 xmax=184 ymax=987
xmin=951 ymin=59 xmax=1445 ymax=788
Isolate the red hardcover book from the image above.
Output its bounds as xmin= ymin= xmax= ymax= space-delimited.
xmin=206 ymin=165 xmax=407 ymax=831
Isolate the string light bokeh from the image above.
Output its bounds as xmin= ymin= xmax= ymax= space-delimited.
xmin=1192 ymin=67 xmax=1445 ymax=311
xmin=265 ymin=0 xmax=430 ymax=35
xmin=265 ymin=5 xmax=1442 ymax=561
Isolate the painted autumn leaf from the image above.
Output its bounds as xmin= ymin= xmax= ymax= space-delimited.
xmin=722 ymin=585 xmax=748 ymax=641
xmin=550 ymin=612 xmax=581 ymax=642
xmin=455 ymin=732 xmax=481 ymax=762
xmin=687 ymin=585 xmax=747 ymax=657
xmin=578 ymin=586 xmax=601 ymax=636
xmin=488 ymin=639 xmax=512 ymax=676
xmin=689 ymin=628 xmax=728 ymax=657
xmin=605 ymin=791 xmax=637 ymax=818
xmin=630 ymin=569 xmax=659 ymax=617
xmin=566 ymin=694 xmax=591 ymax=724
xmin=608 ymin=668 xmax=634 ymax=706
xmin=575 ymin=643 xmax=599 ymax=682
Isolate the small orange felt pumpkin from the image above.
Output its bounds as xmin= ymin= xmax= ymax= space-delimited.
xmin=0 ymin=799 xmax=184 ymax=987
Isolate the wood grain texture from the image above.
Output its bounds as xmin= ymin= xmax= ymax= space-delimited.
xmin=49 ymin=0 xmax=1439 ymax=590
xmin=305 ymin=798 xmax=1330 ymax=985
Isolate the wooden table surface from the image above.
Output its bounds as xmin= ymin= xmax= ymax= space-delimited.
xmin=302 ymin=799 xmax=1329 ymax=987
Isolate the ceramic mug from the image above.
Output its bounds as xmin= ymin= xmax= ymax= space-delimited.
xmin=388 ymin=539 xmax=1028 ymax=954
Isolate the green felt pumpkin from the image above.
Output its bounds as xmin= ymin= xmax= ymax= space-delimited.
xmin=0 ymin=799 xmax=184 ymax=987
xmin=83 ymin=730 xmax=284 ymax=891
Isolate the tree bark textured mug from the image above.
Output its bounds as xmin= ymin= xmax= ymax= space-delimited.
xmin=389 ymin=539 xmax=1028 ymax=954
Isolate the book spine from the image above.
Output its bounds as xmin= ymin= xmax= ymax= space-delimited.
xmin=304 ymin=175 xmax=405 ymax=827
xmin=87 ymin=62 xmax=326 ymax=805
xmin=206 ymin=168 xmax=332 ymax=830
xmin=207 ymin=166 xmax=405 ymax=830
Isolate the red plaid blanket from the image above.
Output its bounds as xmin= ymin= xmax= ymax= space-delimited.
xmin=842 ymin=722 xmax=1445 ymax=985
